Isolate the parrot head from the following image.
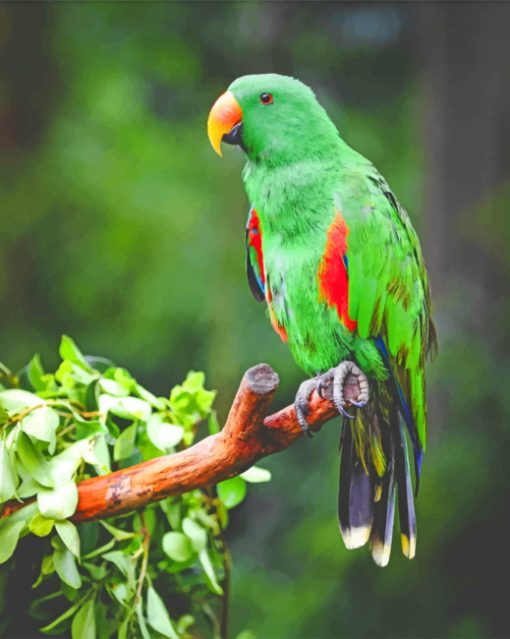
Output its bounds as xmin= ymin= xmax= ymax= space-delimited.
xmin=207 ymin=73 xmax=339 ymax=165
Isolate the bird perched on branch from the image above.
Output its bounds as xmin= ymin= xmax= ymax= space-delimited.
xmin=207 ymin=74 xmax=436 ymax=566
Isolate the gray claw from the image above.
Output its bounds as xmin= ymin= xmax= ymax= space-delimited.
xmin=294 ymin=378 xmax=318 ymax=437
xmin=349 ymin=399 xmax=367 ymax=408
xmin=337 ymin=404 xmax=356 ymax=420
xmin=317 ymin=377 xmax=329 ymax=399
xmin=296 ymin=405 xmax=314 ymax=437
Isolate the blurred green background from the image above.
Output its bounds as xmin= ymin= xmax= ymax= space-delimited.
xmin=1 ymin=3 xmax=509 ymax=638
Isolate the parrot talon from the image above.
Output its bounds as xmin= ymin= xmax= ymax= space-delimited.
xmin=317 ymin=360 xmax=370 ymax=420
xmin=294 ymin=378 xmax=319 ymax=437
xmin=295 ymin=363 xmax=369 ymax=433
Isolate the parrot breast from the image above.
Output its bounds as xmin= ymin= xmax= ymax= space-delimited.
xmin=243 ymin=161 xmax=358 ymax=375
xmin=260 ymin=226 xmax=355 ymax=375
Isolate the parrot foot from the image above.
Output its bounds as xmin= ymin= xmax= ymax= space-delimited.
xmin=317 ymin=361 xmax=369 ymax=419
xmin=294 ymin=378 xmax=319 ymax=438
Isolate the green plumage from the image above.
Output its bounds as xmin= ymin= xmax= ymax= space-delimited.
xmin=225 ymin=74 xmax=436 ymax=563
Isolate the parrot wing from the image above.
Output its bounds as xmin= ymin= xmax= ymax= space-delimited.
xmin=336 ymin=167 xmax=436 ymax=462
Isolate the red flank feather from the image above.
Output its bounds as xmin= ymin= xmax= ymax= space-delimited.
xmin=318 ymin=213 xmax=357 ymax=332
xmin=248 ymin=208 xmax=287 ymax=342
xmin=247 ymin=208 xmax=265 ymax=285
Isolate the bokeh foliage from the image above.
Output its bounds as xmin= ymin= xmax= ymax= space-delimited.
xmin=1 ymin=3 xmax=509 ymax=638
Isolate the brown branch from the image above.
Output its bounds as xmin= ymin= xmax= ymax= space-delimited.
xmin=3 ymin=364 xmax=360 ymax=524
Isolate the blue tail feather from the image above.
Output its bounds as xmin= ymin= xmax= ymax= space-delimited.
xmin=374 ymin=336 xmax=423 ymax=487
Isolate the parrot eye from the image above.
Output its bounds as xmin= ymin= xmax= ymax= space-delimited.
xmin=259 ymin=92 xmax=274 ymax=105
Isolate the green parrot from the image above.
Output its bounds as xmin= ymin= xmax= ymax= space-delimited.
xmin=207 ymin=74 xmax=436 ymax=566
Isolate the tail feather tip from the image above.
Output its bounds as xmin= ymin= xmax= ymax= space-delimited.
xmin=341 ymin=524 xmax=371 ymax=550
xmin=401 ymin=533 xmax=416 ymax=560
xmin=371 ymin=538 xmax=392 ymax=567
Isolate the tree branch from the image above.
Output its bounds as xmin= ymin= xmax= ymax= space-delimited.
xmin=3 ymin=364 xmax=361 ymax=524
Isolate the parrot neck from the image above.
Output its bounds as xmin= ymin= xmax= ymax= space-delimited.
xmin=242 ymin=144 xmax=351 ymax=240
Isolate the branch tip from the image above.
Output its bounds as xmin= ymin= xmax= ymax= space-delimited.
xmin=244 ymin=363 xmax=279 ymax=395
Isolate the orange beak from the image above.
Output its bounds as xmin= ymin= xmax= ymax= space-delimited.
xmin=207 ymin=90 xmax=243 ymax=157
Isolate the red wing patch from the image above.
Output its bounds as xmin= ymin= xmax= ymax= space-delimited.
xmin=247 ymin=208 xmax=265 ymax=286
xmin=318 ymin=212 xmax=357 ymax=332
xmin=248 ymin=209 xmax=287 ymax=343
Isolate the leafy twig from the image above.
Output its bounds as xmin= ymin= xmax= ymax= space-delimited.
xmin=135 ymin=511 xmax=151 ymax=607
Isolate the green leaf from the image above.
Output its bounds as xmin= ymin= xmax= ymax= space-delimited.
xmin=146 ymin=587 xmax=179 ymax=639
xmin=0 ymin=389 xmax=41 ymax=412
xmin=16 ymin=431 xmax=53 ymax=487
xmin=111 ymin=582 xmax=129 ymax=605
xmin=82 ymin=562 xmax=107 ymax=581
xmin=137 ymin=601 xmax=152 ymax=639
xmin=102 ymin=550 xmax=131 ymax=575
xmin=95 ymin=600 xmax=115 ymax=639
xmin=99 ymin=378 xmax=130 ymax=397
xmin=135 ymin=383 xmax=166 ymax=410
xmin=0 ymin=440 xmax=17 ymax=502
xmin=216 ymin=501 xmax=229 ymax=529
xmin=82 ymin=537 xmax=115 ymax=560
xmin=60 ymin=581 xmax=79 ymax=603
xmin=4 ymin=501 xmax=37 ymax=526
xmin=113 ymin=423 xmax=137 ymax=461
xmin=17 ymin=475 xmax=43 ymax=499
xmin=53 ymin=547 xmax=81 ymax=589
xmin=56 ymin=520 xmax=81 ymax=557
xmin=199 ymin=548 xmax=223 ymax=595
xmin=118 ymin=617 xmax=129 ymax=639
xmin=103 ymin=550 xmax=135 ymax=587
xmin=110 ymin=367 xmax=135 ymax=386
xmin=21 ymin=406 xmax=60 ymax=454
xmin=32 ymin=553 xmax=55 ymax=588
xmin=0 ymin=519 xmax=25 ymax=564
xmin=176 ymin=615 xmax=195 ymax=635
xmin=28 ymin=513 xmax=55 ymax=537
xmin=217 ymin=476 xmax=247 ymax=509
xmin=182 ymin=517 xmax=207 ymax=552
xmin=160 ymin=499 xmax=181 ymax=529
xmin=38 ymin=481 xmax=78 ymax=520
xmin=137 ymin=508 xmax=156 ymax=535
xmin=84 ymin=356 xmax=115 ymax=373
xmin=162 ymin=532 xmax=193 ymax=562
xmin=29 ymin=589 xmax=61 ymax=621
xmin=146 ymin=414 xmax=184 ymax=452
xmin=78 ymin=521 xmax=99 ymax=555
xmin=27 ymin=354 xmax=46 ymax=392
xmin=47 ymin=458 xmax=77 ymax=487
xmin=88 ymin=434 xmax=111 ymax=474
xmin=99 ymin=394 xmax=151 ymax=421
xmin=59 ymin=335 xmax=93 ymax=372
xmin=75 ymin=418 xmax=106 ymax=441
xmin=100 ymin=520 xmax=135 ymax=541
xmin=71 ymin=598 xmax=95 ymax=639
xmin=48 ymin=437 xmax=95 ymax=483
xmin=240 ymin=465 xmax=272 ymax=483
xmin=39 ymin=596 xmax=86 ymax=634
